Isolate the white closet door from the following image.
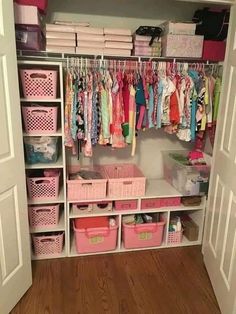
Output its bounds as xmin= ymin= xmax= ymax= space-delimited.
xmin=0 ymin=1 xmax=32 ymax=313
xmin=203 ymin=5 xmax=236 ymax=314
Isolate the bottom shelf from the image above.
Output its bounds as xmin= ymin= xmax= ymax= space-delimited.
xmin=31 ymin=246 xmax=66 ymax=261
xmin=69 ymin=235 xmax=200 ymax=257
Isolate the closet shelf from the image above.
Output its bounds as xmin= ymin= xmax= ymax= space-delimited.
xmin=20 ymin=98 xmax=62 ymax=103
xmin=28 ymin=187 xmax=64 ymax=205
xmin=69 ymin=201 xmax=205 ymax=219
xmin=30 ymin=211 xmax=65 ymax=234
xmin=23 ymin=128 xmax=62 ymax=137
xmin=25 ymin=155 xmax=64 ymax=169
xmin=17 ymin=50 xmax=221 ymax=64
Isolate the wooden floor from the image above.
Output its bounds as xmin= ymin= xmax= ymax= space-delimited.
xmin=12 ymin=246 xmax=221 ymax=314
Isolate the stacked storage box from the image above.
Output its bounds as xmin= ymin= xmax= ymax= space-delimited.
xmin=76 ymin=27 xmax=105 ymax=55
xmin=160 ymin=21 xmax=203 ymax=58
xmin=46 ymin=23 xmax=77 ymax=53
xmin=104 ymin=28 xmax=133 ymax=56
xmin=14 ymin=1 xmax=47 ymax=51
xmin=132 ymin=35 xmax=162 ymax=57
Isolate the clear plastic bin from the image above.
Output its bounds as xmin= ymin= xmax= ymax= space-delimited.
xmin=163 ymin=150 xmax=211 ymax=196
xmin=24 ymin=136 xmax=59 ymax=164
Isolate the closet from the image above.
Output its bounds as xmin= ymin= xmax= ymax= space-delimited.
xmin=1 ymin=0 xmax=236 ymax=313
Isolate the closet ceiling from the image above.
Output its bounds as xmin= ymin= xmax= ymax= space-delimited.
xmin=47 ymin=0 xmax=206 ymax=21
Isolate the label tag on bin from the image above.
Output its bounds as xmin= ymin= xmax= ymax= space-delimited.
xmin=139 ymin=232 xmax=152 ymax=240
xmin=89 ymin=236 xmax=104 ymax=244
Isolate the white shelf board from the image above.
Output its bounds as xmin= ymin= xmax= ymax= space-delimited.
xmin=68 ymin=194 xmax=205 ymax=219
xmin=67 ymin=179 xmax=182 ymax=204
xmin=144 ymin=179 xmax=182 ymax=198
xmin=31 ymin=246 xmax=66 ymax=261
xmin=30 ymin=211 xmax=65 ymax=233
xmin=25 ymin=155 xmax=64 ymax=169
xmin=28 ymin=188 xmax=64 ymax=205
xmin=23 ymin=128 xmax=62 ymax=137
xmin=21 ymin=98 xmax=62 ymax=103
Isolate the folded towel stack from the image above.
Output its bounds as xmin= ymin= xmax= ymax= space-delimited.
xmin=132 ymin=34 xmax=162 ymax=57
xmin=45 ymin=22 xmax=89 ymax=53
xmin=104 ymin=28 xmax=133 ymax=56
xmin=76 ymin=27 xmax=105 ymax=55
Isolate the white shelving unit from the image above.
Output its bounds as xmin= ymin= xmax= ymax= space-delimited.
xmin=18 ymin=60 xmax=67 ymax=260
xmin=67 ymin=179 xmax=206 ymax=257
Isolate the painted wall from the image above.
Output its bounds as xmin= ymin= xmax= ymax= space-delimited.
xmin=46 ymin=0 xmax=205 ymax=31
xmin=67 ymin=129 xmax=194 ymax=179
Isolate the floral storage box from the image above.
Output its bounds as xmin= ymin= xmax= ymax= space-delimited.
xmin=161 ymin=34 xmax=203 ymax=58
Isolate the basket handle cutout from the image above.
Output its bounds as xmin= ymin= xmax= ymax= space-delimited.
xmin=40 ymin=238 xmax=55 ymax=243
xmin=85 ymin=228 xmax=110 ymax=238
xmin=35 ymin=208 xmax=52 ymax=213
xmin=134 ymin=225 xmax=158 ymax=234
xmin=31 ymin=109 xmax=50 ymax=115
xmin=30 ymin=73 xmax=47 ymax=79
xmin=123 ymin=181 xmax=132 ymax=185
xmin=81 ymin=183 xmax=93 ymax=186
xmin=34 ymin=179 xmax=51 ymax=185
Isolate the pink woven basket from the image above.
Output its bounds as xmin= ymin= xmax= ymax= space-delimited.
xmin=28 ymin=204 xmax=59 ymax=228
xmin=20 ymin=69 xmax=57 ymax=99
xmin=67 ymin=166 xmax=107 ymax=201
xmin=32 ymin=232 xmax=64 ymax=256
xmin=168 ymin=230 xmax=183 ymax=244
xmin=27 ymin=174 xmax=60 ymax=200
xmin=22 ymin=106 xmax=58 ymax=134
xmin=103 ymin=163 xmax=146 ymax=197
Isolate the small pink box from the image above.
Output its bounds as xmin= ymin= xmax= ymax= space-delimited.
xmin=14 ymin=3 xmax=43 ymax=26
xmin=162 ymin=34 xmax=203 ymax=58
xmin=14 ymin=0 xmax=48 ymax=14
xmin=123 ymin=222 xmax=165 ymax=249
xmin=74 ymin=222 xmax=118 ymax=254
xmin=202 ymin=40 xmax=226 ymax=61
xmin=114 ymin=200 xmax=138 ymax=211
xmin=141 ymin=198 xmax=162 ymax=210
xmin=160 ymin=197 xmax=181 ymax=207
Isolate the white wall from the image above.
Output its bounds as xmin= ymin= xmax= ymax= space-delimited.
xmin=47 ymin=0 xmax=206 ymax=31
xmin=67 ymin=129 xmax=193 ymax=179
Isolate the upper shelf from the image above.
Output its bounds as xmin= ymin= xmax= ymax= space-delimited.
xmin=20 ymin=98 xmax=62 ymax=103
xmin=17 ymin=50 xmax=221 ymax=64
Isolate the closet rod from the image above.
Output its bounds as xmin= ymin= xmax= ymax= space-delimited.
xmin=16 ymin=50 xmax=222 ymax=66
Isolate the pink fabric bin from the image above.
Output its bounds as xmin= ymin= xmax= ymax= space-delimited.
xmin=122 ymin=222 xmax=165 ymax=249
xmin=141 ymin=198 xmax=162 ymax=209
xmin=14 ymin=0 xmax=48 ymax=14
xmin=15 ymin=25 xmax=45 ymax=51
xmin=73 ymin=222 xmax=118 ymax=254
xmin=202 ymin=40 xmax=226 ymax=61
xmin=103 ymin=164 xmax=146 ymax=198
xmin=67 ymin=166 xmax=107 ymax=201
xmin=114 ymin=200 xmax=138 ymax=211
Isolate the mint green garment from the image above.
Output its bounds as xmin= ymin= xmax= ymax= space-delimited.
xmin=213 ymin=77 xmax=221 ymax=121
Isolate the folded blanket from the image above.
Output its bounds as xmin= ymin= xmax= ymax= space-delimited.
xmin=77 ymin=41 xmax=105 ymax=48
xmin=47 ymin=38 xmax=76 ymax=47
xmin=76 ymin=26 xmax=104 ymax=35
xmin=105 ymin=41 xmax=133 ymax=49
xmin=77 ymin=33 xmax=105 ymax=42
xmin=75 ymin=47 xmax=104 ymax=55
xmin=46 ymin=23 xmax=75 ymax=33
xmin=46 ymin=31 xmax=76 ymax=40
xmin=104 ymin=48 xmax=131 ymax=56
xmin=104 ymin=28 xmax=131 ymax=36
xmin=46 ymin=45 xmax=75 ymax=53
xmin=104 ymin=34 xmax=132 ymax=42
